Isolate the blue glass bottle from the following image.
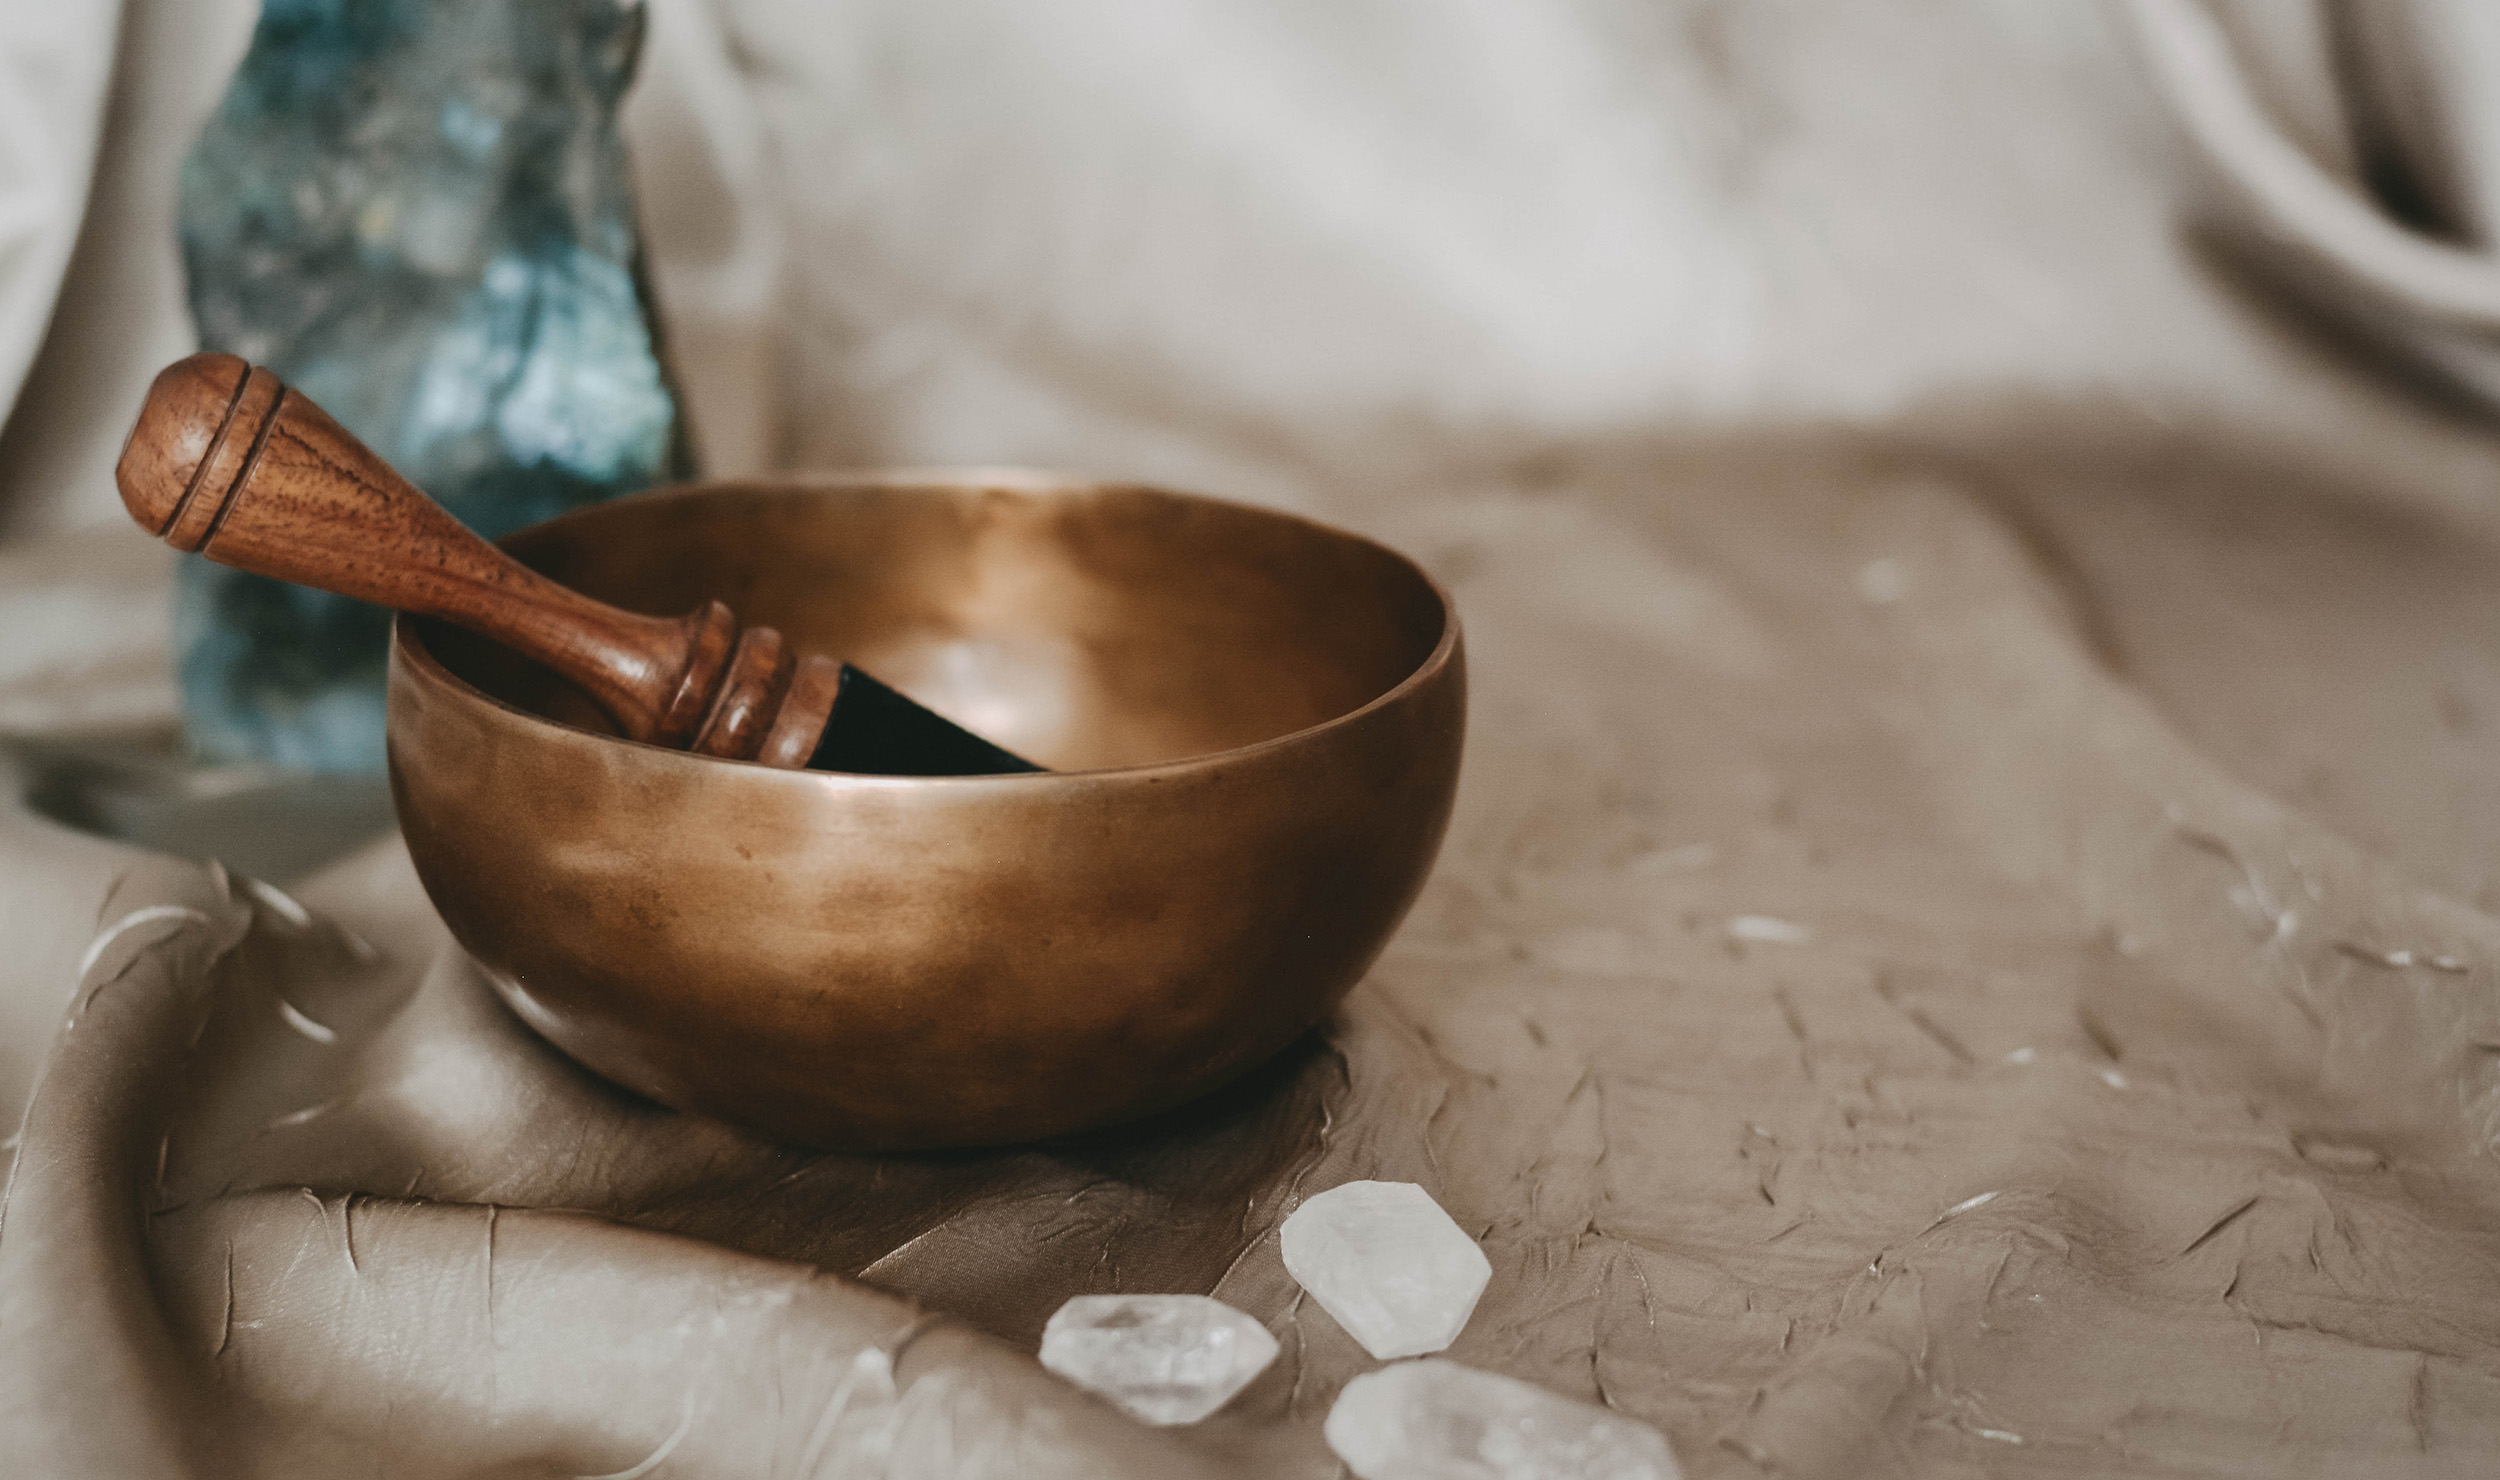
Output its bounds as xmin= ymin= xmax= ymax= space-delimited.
xmin=174 ymin=0 xmax=688 ymax=772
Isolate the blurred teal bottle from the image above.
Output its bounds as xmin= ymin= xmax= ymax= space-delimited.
xmin=174 ymin=0 xmax=689 ymax=773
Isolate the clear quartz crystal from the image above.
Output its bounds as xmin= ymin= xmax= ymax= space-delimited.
xmin=1280 ymin=1181 xmax=1491 ymax=1360
xmin=1038 ymin=1294 xmax=1280 ymax=1425
xmin=1325 ymin=1360 xmax=1682 ymax=1480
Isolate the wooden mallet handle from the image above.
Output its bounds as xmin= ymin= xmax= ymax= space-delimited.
xmin=114 ymin=353 xmax=838 ymax=767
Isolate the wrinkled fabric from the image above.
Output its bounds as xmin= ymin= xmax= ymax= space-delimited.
xmin=0 ymin=0 xmax=118 ymax=427
xmin=8 ymin=1 xmax=2500 ymax=1476
xmin=9 ymin=424 xmax=2500 ymax=1476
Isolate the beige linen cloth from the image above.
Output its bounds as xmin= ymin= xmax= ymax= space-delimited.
xmin=8 ymin=1 xmax=2500 ymax=1474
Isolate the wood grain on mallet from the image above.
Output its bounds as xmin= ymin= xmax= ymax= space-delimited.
xmin=113 ymin=352 xmax=1033 ymax=775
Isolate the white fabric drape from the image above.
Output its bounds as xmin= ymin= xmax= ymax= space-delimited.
xmin=10 ymin=3 xmax=2500 ymax=1476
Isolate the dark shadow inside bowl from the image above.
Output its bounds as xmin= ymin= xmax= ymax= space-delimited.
xmin=415 ymin=479 xmax=1450 ymax=771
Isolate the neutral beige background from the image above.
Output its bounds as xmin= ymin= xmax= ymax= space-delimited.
xmin=6 ymin=2 xmax=2500 ymax=1475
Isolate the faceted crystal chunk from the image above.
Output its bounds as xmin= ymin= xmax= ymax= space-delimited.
xmin=1325 ymin=1360 xmax=1682 ymax=1480
xmin=175 ymin=0 xmax=687 ymax=771
xmin=1038 ymin=1294 xmax=1280 ymax=1425
xmin=1280 ymin=1181 xmax=1491 ymax=1360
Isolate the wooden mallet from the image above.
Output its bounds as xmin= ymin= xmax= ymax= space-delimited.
xmin=115 ymin=352 xmax=1039 ymax=775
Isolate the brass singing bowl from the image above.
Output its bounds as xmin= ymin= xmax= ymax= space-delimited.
xmin=388 ymin=472 xmax=1463 ymax=1150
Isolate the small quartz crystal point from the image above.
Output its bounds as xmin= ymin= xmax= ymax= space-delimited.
xmin=811 ymin=666 xmax=1042 ymax=776
xmin=1280 ymin=1181 xmax=1491 ymax=1360
xmin=1038 ymin=1294 xmax=1280 ymax=1425
xmin=1325 ymin=1360 xmax=1682 ymax=1480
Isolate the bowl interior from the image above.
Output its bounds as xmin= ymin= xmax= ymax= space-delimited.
xmin=416 ymin=478 xmax=1448 ymax=770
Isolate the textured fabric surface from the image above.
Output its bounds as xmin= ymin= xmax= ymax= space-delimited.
xmin=0 ymin=0 xmax=118 ymax=427
xmin=8 ymin=2 xmax=2500 ymax=1475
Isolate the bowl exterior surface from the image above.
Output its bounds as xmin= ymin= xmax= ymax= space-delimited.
xmin=388 ymin=475 xmax=1463 ymax=1149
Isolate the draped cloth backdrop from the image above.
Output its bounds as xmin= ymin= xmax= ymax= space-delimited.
xmin=6 ymin=2 xmax=2500 ymax=1474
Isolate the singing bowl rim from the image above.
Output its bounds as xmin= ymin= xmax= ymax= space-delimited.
xmin=384 ymin=469 xmax=1467 ymax=1147
xmin=389 ymin=466 xmax=1462 ymax=783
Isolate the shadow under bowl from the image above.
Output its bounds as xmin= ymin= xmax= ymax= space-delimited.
xmin=389 ymin=472 xmax=1464 ymax=1150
